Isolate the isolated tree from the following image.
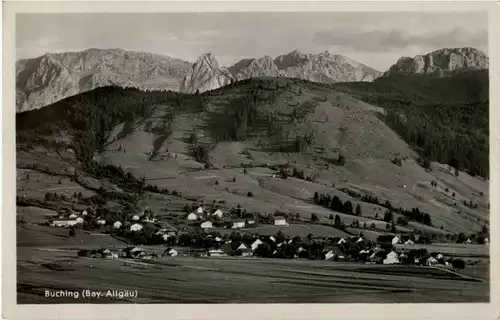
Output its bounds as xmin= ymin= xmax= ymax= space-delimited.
xmin=314 ymin=192 xmax=320 ymax=204
xmin=334 ymin=215 xmax=342 ymax=228
xmin=310 ymin=213 xmax=319 ymax=223
xmin=355 ymin=204 xmax=362 ymax=216
xmin=383 ymin=210 xmax=393 ymax=222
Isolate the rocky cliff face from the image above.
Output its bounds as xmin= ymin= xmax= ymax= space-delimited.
xmin=16 ymin=48 xmax=192 ymax=112
xmin=181 ymin=50 xmax=383 ymax=94
xmin=179 ymin=53 xmax=234 ymax=94
xmin=384 ymin=47 xmax=489 ymax=76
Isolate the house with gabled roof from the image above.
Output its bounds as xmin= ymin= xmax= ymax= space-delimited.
xmin=200 ymin=221 xmax=213 ymax=229
xmin=274 ymin=216 xmax=289 ymax=226
xmin=212 ymin=209 xmax=224 ymax=218
xmin=251 ymin=238 xmax=263 ymax=251
xmin=232 ymin=220 xmax=246 ymax=229
xmin=187 ymin=212 xmax=198 ymax=221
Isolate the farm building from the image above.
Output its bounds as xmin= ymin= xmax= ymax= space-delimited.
xmin=122 ymin=247 xmax=145 ymax=258
xmin=208 ymin=248 xmax=226 ymax=257
xmin=251 ymin=239 xmax=263 ymax=251
xmin=404 ymin=239 xmax=414 ymax=245
xmin=215 ymin=236 xmax=223 ymax=242
xmin=113 ymin=221 xmax=122 ymax=229
xmin=246 ymin=219 xmax=255 ymax=226
xmin=51 ymin=220 xmax=78 ymax=227
xmin=232 ymin=220 xmax=245 ymax=229
xmin=485 ymin=238 xmax=489 ymax=245
xmin=236 ymin=247 xmax=253 ymax=257
xmin=392 ymin=236 xmax=401 ymax=245
xmin=196 ymin=207 xmax=204 ymax=214
xmin=75 ymin=217 xmax=84 ymax=224
xmin=324 ymin=251 xmax=336 ymax=260
xmin=337 ymin=238 xmax=347 ymax=245
xmin=269 ymin=236 xmax=277 ymax=242
xmin=69 ymin=213 xmax=78 ymax=219
xmin=200 ymin=221 xmax=213 ymax=229
xmin=132 ymin=215 xmax=140 ymax=221
xmin=383 ymin=251 xmax=400 ymax=265
xmin=465 ymin=238 xmax=472 ymax=244
xmin=187 ymin=212 xmax=198 ymax=221
xmin=212 ymin=209 xmax=224 ymax=218
xmin=274 ymin=216 xmax=289 ymax=226
xmin=427 ymin=256 xmax=438 ymax=266
xmin=82 ymin=210 xmax=88 ymax=216
xmin=165 ymin=248 xmax=178 ymax=257
xmin=130 ymin=223 xmax=143 ymax=232
xmin=97 ymin=219 xmax=106 ymax=225
xmin=356 ymin=237 xmax=364 ymax=243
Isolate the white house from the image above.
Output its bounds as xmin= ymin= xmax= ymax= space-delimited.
xmin=162 ymin=234 xmax=171 ymax=242
xmin=404 ymin=239 xmax=414 ymax=245
xmin=75 ymin=217 xmax=84 ymax=224
xmin=69 ymin=213 xmax=78 ymax=219
xmin=383 ymin=251 xmax=400 ymax=265
xmin=298 ymin=246 xmax=306 ymax=253
xmin=251 ymin=239 xmax=263 ymax=251
xmin=130 ymin=223 xmax=143 ymax=232
xmin=132 ymin=215 xmax=140 ymax=221
xmin=232 ymin=221 xmax=246 ymax=229
xmin=237 ymin=243 xmax=249 ymax=251
xmin=97 ymin=219 xmax=106 ymax=225
xmin=392 ymin=236 xmax=401 ymax=245
xmin=113 ymin=221 xmax=122 ymax=229
xmin=212 ymin=209 xmax=223 ymax=218
xmin=82 ymin=210 xmax=88 ymax=216
xmin=196 ymin=207 xmax=204 ymax=214
xmin=337 ymin=238 xmax=347 ymax=245
xmin=208 ymin=249 xmax=226 ymax=256
xmin=274 ymin=216 xmax=288 ymax=226
xmin=215 ymin=236 xmax=223 ymax=242
xmin=484 ymin=238 xmax=489 ymax=245
xmin=325 ymin=251 xmax=335 ymax=260
xmin=166 ymin=248 xmax=178 ymax=257
xmin=436 ymin=253 xmax=444 ymax=260
xmin=246 ymin=220 xmax=255 ymax=226
xmin=359 ymin=249 xmax=370 ymax=255
xmin=465 ymin=238 xmax=472 ymax=244
xmin=200 ymin=221 xmax=213 ymax=229
xmin=51 ymin=220 xmax=78 ymax=227
xmin=187 ymin=212 xmax=198 ymax=221
xmin=427 ymin=256 xmax=438 ymax=266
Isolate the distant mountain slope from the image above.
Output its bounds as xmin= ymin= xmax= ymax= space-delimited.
xmin=180 ymin=50 xmax=382 ymax=94
xmin=334 ymin=70 xmax=489 ymax=177
xmin=16 ymin=48 xmax=192 ymax=113
xmin=384 ymin=47 xmax=489 ymax=76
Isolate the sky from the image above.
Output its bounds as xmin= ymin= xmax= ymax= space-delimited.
xmin=16 ymin=12 xmax=488 ymax=71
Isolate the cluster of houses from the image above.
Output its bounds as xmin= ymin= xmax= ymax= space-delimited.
xmin=186 ymin=206 xmax=289 ymax=230
xmin=78 ymin=232 xmax=465 ymax=270
xmin=77 ymin=246 xmax=179 ymax=260
xmin=50 ymin=209 xmax=106 ymax=228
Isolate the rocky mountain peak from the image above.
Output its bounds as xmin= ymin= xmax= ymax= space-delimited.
xmin=384 ymin=47 xmax=489 ymax=76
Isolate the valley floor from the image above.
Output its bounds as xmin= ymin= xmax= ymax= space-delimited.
xmin=17 ymin=246 xmax=489 ymax=304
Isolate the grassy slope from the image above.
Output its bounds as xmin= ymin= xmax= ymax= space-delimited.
xmin=16 ymin=76 xmax=489 ymax=239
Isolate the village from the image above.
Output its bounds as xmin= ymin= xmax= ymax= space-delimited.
xmin=42 ymin=202 xmax=487 ymax=273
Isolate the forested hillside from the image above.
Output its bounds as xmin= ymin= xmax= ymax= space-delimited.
xmin=334 ymin=70 xmax=489 ymax=178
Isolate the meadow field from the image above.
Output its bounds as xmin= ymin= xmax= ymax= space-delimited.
xmin=17 ymin=245 xmax=489 ymax=304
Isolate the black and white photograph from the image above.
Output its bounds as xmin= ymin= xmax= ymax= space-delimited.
xmin=3 ymin=1 xmax=499 ymax=317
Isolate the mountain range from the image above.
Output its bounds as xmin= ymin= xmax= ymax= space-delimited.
xmin=15 ymin=47 xmax=488 ymax=112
